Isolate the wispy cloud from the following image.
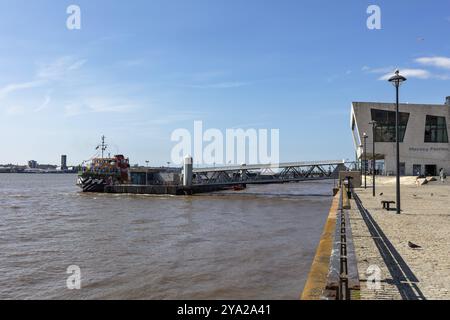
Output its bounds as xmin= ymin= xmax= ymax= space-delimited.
xmin=378 ymin=68 xmax=431 ymax=80
xmin=37 ymin=56 xmax=87 ymax=80
xmin=0 ymin=80 xmax=43 ymax=99
xmin=363 ymin=64 xmax=449 ymax=81
xmin=415 ymin=56 xmax=450 ymax=70
xmin=64 ymin=97 xmax=139 ymax=117
xmin=0 ymin=55 xmax=147 ymax=118
xmin=0 ymin=56 xmax=87 ymax=101
xmin=34 ymin=91 xmax=52 ymax=112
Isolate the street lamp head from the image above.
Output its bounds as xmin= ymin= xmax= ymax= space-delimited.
xmin=388 ymin=69 xmax=407 ymax=88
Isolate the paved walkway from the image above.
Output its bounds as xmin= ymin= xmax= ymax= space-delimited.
xmin=349 ymin=177 xmax=450 ymax=300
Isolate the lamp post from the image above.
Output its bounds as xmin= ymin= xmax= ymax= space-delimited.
xmin=145 ymin=160 xmax=149 ymax=185
xmin=369 ymin=121 xmax=377 ymax=197
xmin=388 ymin=70 xmax=407 ymax=214
xmin=359 ymin=144 xmax=363 ymax=177
xmin=363 ymin=133 xmax=368 ymax=189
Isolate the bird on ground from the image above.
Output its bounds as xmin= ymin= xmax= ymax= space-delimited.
xmin=431 ymin=193 xmax=434 ymax=197
xmin=408 ymin=241 xmax=422 ymax=249
xmin=379 ymin=193 xmax=384 ymax=196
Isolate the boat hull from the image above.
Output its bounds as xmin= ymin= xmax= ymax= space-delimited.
xmin=77 ymin=176 xmax=107 ymax=193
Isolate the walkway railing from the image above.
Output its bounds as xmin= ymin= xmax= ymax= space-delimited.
xmin=323 ymin=179 xmax=360 ymax=300
xmin=192 ymin=161 xmax=348 ymax=186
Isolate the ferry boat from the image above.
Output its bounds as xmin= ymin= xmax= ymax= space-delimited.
xmin=77 ymin=136 xmax=245 ymax=195
xmin=77 ymin=136 xmax=130 ymax=192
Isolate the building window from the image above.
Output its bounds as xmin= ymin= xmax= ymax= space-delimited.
xmin=425 ymin=165 xmax=437 ymax=176
xmin=371 ymin=109 xmax=410 ymax=142
xmin=413 ymin=164 xmax=422 ymax=176
xmin=352 ymin=117 xmax=361 ymax=146
xmin=424 ymin=115 xmax=448 ymax=143
xmin=400 ymin=163 xmax=406 ymax=176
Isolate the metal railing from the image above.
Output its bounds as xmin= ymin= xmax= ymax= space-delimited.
xmin=324 ymin=177 xmax=360 ymax=300
xmin=337 ymin=186 xmax=350 ymax=300
xmin=192 ymin=161 xmax=348 ymax=186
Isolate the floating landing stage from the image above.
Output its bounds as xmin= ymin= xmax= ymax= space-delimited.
xmin=104 ymin=184 xmax=236 ymax=195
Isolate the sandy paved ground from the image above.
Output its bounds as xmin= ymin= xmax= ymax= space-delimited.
xmin=349 ymin=177 xmax=450 ymax=300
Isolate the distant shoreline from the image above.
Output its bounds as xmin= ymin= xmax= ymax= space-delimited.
xmin=0 ymin=172 xmax=78 ymax=175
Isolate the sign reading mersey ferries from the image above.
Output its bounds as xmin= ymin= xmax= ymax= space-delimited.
xmin=409 ymin=147 xmax=450 ymax=153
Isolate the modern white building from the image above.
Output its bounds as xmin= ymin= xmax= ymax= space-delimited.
xmin=351 ymin=97 xmax=450 ymax=176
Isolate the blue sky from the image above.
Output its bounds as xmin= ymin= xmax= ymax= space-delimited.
xmin=1 ymin=0 xmax=450 ymax=166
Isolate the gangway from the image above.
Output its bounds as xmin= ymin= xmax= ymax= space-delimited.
xmin=192 ymin=160 xmax=347 ymax=186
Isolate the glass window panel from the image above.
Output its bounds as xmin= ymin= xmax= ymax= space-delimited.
xmin=371 ymin=109 xmax=410 ymax=142
xmin=424 ymin=115 xmax=448 ymax=143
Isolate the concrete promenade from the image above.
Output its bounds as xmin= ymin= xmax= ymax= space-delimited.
xmin=301 ymin=193 xmax=339 ymax=300
xmin=350 ymin=177 xmax=450 ymax=300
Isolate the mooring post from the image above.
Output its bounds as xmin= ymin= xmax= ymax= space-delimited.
xmin=183 ymin=155 xmax=193 ymax=187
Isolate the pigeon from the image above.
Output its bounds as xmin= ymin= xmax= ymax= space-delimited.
xmin=379 ymin=193 xmax=384 ymax=196
xmin=408 ymin=241 xmax=422 ymax=249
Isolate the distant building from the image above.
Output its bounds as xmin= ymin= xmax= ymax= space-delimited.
xmin=28 ymin=160 xmax=38 ymax=169
xmin=37 ymin=164 xmax=57 ymax=170
xmin=351 ymin=97 xmax=450 ymax=176
xmin=0 ymin=167 xmax=11 ymax=173
xmin=61 ymin=155 xmax=68 ymax=170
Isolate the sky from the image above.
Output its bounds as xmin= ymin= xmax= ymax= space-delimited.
xmin=1 ymin=0 xmax=450 ymax=166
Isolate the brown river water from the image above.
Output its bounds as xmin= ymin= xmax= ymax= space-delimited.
xmin=0 ymin=174 xmax=334 ymax=300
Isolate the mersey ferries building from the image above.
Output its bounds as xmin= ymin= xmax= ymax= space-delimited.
xmin=351 ymin=97 xmax=450 ymax=176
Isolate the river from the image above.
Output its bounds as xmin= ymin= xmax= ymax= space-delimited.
xmin=0 ymin=174 xmax=333 ymax=300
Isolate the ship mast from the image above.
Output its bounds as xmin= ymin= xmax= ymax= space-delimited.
xmin=96 ymin=135 xmax=108 ymax=158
